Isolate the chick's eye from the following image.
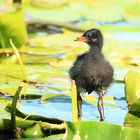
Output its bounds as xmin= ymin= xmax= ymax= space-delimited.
xmin=86 ymin=33 xmax=92 ymax=38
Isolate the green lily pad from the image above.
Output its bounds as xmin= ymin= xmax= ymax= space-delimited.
xmin=0 ymin=80 xmax=45 ymax=96
xmin=6 ymin=103 xmax=64 ymax=124
xmin=0 ymin=98 xmax=35 ymax=130
xmin=124 ymin=112 xmax=140 ymax=129
xmin=0 ymin=98 xmax=65 ymax=138
xmin=0 ymin=98 xmax=11 ymax=120
xmin=0 ymin=63 xmax=24 ymax=81
xmin=66 ymin=121 xmax=140 ymax=140
xmin=124 ymin=71 xmax=140 ymax=106
xmin=129 ymin=98 xmax=140 ymax=116
xmin=84 ymin=95 xmax=120 ymax=108
xmin=22 ymin=123 xmax=44 ymax=138
xmin=46 ymin=134 xmax=64 ymax=140
xmin=125 ymin=2 xmax=140 ymax=23
xmin=25 ymin=1 xmax=134 ymax=23
xmin=41 ymin=93 xmax=70 ymax=101
xmin=41 ymin=93 xmax=119 ymax=111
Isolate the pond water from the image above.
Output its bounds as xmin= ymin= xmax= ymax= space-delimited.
xmin=20 ymin=83 xmax=127 ymax=125
xmin=114 ymin=32 xmax=140 ymax=42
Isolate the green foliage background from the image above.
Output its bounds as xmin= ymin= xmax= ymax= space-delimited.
xmin=0 ymin=11 xmax=28 ymax=48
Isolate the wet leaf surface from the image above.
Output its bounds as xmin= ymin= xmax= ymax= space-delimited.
xmin=125 ymin=112 xmax=140 ymax=129
xmin=66 ymin=121 xmax=140 ymax=140
xmin=125 ymin=71 xmax=140 ymax=106
xmin=22 ymin=123 xmax=44 ymax=138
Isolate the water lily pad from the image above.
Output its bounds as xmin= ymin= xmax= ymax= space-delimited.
xmin=129 ymin=98 xmax=140 ymax=116
xmin=0 ymin=97 xmax=65 ymax=136
xmin=0 ymin=98 xmax=35 ymax=130
xmin=125 ymin=71 xmax=140 ymax=106
xmin=46 ymin=134 xmax=64 ymax=140
xmin=25 ymin=0 xmax=134 ymax=23
xmin=124 ymin=112 xmax=140 ymax=129
xmin=66 ymin=121 xmax=140 ymax=140
xmin=6 ymin=102 xmax=64 ymax=124
xmin=125 ymin=2 xmax=140 ymax=23
xmin=0 ymin=98 xmax=11 ymax=120
xmin=0 ymin=64 xmax=24 ymax=81
xmin=22 ymin=123 xmax=44 ymax=138
xmin=0 ymin=80 xmax=45 ymax=96
xmin=41 ymin=93 xmax=70 ymax=101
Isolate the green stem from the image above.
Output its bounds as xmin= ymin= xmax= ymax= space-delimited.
xmin=71 ymin=80 xmax=78 ymax=122
xmin=10 ymin=39 xmax=29 ymax=82
xmin=11 ymin=85 xmax=23 ymax=131
xmin=0 ymin=31 xmax=5 ymax=48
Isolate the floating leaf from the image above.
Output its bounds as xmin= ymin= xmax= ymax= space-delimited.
xmin=25 ymin=1 xmax=133 ymax=23
xmin=0 ymin=80 xmax=45 ymax=96
xmin=124 ymin=112 xmax=140 ymax=129
xmin=125 ymin=2 xmax=140 ymax=23
xmin=0 ymin=98 xmax=35 ymax=130
xmin=46 ymin=134 xmax=64 ymax=140
xmin=0 ymin=98 xmax=65 ymax=138
xmin=41 ymin=93 xmax=70 ymax=101
xmin=6 ymin=103 xmax=64 ymax=124
xmin=84 ymin=95 xmax=119 ymax=108
xmin=125 ymin=71 xmax=140 ymax=106
xmin=66 ymin=121 xmax=140 ymax=140
xmin=22 ymin=123 xmax=44 ymax=138
xmin=129 ymin=98 xmax=140 ymax=116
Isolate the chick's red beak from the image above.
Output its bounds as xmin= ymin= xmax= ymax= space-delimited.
xmin=75 ymin=35 xmax=88 ymax=42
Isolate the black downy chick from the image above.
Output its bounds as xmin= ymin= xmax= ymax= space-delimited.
xmin=69 ymin=28 xmax=114 ymax=121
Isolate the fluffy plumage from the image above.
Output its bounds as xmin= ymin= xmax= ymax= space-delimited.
xmin=69 ymin=28 xmax=114 ymax=121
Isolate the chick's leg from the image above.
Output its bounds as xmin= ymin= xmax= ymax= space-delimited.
xmin=98 ymin=90 xmax=105 ymax=121
xmin=77 ymin=87 xmax=82 ymax=119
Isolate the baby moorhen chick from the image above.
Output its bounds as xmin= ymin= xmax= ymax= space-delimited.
xmin=69 ymin=28 xmax=114 ymax=121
